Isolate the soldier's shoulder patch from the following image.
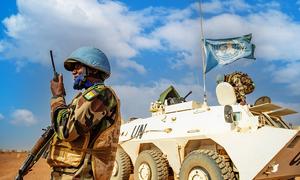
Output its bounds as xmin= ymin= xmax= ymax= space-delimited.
xmin=83 ymin=85 xmax=106 ymax=101
xmin=83 ymin=89 xmax=98 ymax=101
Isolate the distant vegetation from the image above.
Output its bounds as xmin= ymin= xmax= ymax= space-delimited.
xmin=0 ymin=149 xmax=29 ymax=153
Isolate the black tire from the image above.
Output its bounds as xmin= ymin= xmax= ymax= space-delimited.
xmin=110 ymin=148 xmax=133 ymax=180
xmin=179 ymin=149 xmax=235 ymax=180
xmin=134 ymin=149 xmax=169 ymax=180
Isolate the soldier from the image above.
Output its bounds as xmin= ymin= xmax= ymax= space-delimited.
xmin=48 ymin=47 xmax=121 ymax=179
xmin=217 ymin=71 xmax=255 ymax=105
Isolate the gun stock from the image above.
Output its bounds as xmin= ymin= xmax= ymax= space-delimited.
xmin=15 ymin=126 xmax=54 ymax=180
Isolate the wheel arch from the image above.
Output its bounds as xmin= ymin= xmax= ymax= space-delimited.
xmin=184 ymin=138 xmax=230 ymax=158
xmin=138 ymin=143 xmax=160 ymax=154
xmin=117 ymin=145 xmax=133 ymax=162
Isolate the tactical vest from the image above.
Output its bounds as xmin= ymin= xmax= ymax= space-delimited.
xmin=91 ymin=87 xmax=121 ymax=179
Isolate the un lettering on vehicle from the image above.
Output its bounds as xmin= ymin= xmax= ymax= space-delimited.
xmin=131 ymin=124 xmax=148 ymax=139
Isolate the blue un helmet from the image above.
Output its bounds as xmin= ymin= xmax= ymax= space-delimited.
xmin=64 ymin=46 xmax=111 ymax=79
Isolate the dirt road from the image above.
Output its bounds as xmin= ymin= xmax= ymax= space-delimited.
xmin=0 ymin=152 xmax=50 ymax=180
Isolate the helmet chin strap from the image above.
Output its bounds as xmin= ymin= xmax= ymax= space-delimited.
xmin=73 ymin=67 xmax=94 ymax=90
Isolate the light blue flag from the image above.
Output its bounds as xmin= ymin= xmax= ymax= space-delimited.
xmin=204 ymin=34 xmax=255 ymax=73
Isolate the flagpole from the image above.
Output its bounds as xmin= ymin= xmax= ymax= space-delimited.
xmin=199 ymin=0 xmax=209 ymax=109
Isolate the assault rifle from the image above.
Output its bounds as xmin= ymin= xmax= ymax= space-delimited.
xmin=15 ymin=50 xmax=59 ymax=179
xmin=15 ymin=126 xmax=54 ymax=180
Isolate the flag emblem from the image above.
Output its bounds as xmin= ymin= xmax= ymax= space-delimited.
xmin=204 ymin=34 xmax=255 ymax=73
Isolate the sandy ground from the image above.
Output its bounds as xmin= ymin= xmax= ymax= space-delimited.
xmin=0 ymin=152 xmax=299 ymax=180
xmin=0 ymin=152 xmax=50 ymax=180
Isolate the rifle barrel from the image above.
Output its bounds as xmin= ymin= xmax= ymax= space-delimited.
xmin=183 ymin=91 xmax=192 ymax=100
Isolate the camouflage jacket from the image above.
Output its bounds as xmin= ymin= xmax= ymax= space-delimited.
xmin=224 ymin=72 xmax=255 ymax=103
xmin=47 ymin=84 xmax=121 ymax=179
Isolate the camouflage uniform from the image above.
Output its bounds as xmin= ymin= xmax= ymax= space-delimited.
xmin=47 ymin=83 xmax=121 ymax=180
xmin=224 ymin=72 xmax=255 ymax=104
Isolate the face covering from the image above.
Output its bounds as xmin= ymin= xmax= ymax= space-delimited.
xmin=73 ymin=67 xmax=94 ymax=90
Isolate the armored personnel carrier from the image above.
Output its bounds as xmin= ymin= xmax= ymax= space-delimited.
xmin=111 ymin=83 xmax=300 ymax=180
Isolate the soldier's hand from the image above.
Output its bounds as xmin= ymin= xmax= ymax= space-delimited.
xmin=51 ymin=74 xmax=66 ymax=97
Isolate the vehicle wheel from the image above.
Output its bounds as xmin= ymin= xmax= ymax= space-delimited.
xmin=134 ymin=149 xmax=169 ymax=180
xmin=110 ymin=148 xmax=133 ymax=180
xmin=179 ymin=149 xmax=235 ymax=180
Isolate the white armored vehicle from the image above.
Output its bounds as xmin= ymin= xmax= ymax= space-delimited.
xmin=111 ymin=84 xmax=300 ymax=180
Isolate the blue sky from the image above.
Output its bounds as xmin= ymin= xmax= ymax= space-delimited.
xmin=1 ymin=0 xmax=300 ymax=150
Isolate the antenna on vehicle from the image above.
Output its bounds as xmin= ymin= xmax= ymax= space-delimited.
xmin=199 ymin=0 xmax=209 ymax=109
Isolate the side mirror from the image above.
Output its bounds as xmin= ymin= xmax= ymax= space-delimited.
xmin=224 ymin=105 xmax=234 ymax=123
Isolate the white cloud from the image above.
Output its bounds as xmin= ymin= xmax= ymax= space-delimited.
xmin=223 ymin=0 xmax=251 ymax=12
xmin=2 ymin=0 xmax=300 ymax=95
xmin=11 ymin=109 xmax=38 ymax=126
xmin=257 ymin=1 xmax=280 ymax=10
xmin=153 ymin=19 xmax=201 ymax=52
xmin=148 ymin=2 xmax=300 ymax=64
xmin=113 ymin=79 xmax=215 ymax=120
xmin=149 ymin=6 xmax=300 ymax=94
xmin=202 ymin=0 xmax=251 ymax=14
xmin=272 ymin=62 xmax=300 ymax=95
xmin=249 ymin=12 xmax=300 ymax=61
xmin=0 ymin=113 xmax=4 ymax=120
xmin=165 ymin=3 xmax=197 ymax=22
xmin=118 ymin=58 xmax=146 ymax=74
xmin=273 ymin=62 xmax=300 ymax=83
xmin=1 ymin=0 xmax=162 ymax=73
xmin=149 ymin=6 xmax=300 ymax=71
xmin=3 ymin=1 xmax=299 ymax=67
xmin=202 ymin=0 xmax=223 ymax=13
